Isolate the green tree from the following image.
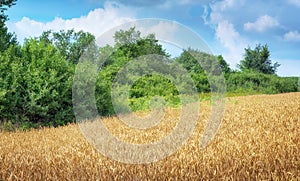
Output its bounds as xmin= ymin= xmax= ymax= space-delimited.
xmin=217 ymin=55 xmax=231 ymax=74
xmin=239 ymin=44 xmax=280 ymax=74
xmin=0 ymin=44 xmax=22 ymax=120
xmin=0 ymin=38 xmax=74 ymax=127
xmin=114 ymin=27 xmax=141 ymax=47
xmin=40 ymin=29 xmax=95 ymax=64
xmin=175 ymin=49 xmax=204 ymax=74
xmin=94 ymin=28 xmax=171 ymax=115
xmin=0 ymin=0 xmax=18 ymax=52
xmin=175 ymin=49 xmax=229 ymax=92
xmin=113 ymin=27 xmax=169 ymax=59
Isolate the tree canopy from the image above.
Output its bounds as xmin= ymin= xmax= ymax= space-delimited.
xmin=0 ymin=0 xmax=17 ymax=52
xmin=39 ymin=30 xmax=95 ymax=64
xmin=0 ymin=0 xmax=17 ymax=21
xmin=239 ymin=44 xmax=280 ymax=74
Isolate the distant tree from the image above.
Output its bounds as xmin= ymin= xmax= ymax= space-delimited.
xmin=114 ymin=27 xmax=141 ymax=47
xmin=175 ymin=49 xmax=229 ymax=92
xmin=175 ymin=49 xmax=204 ymax=74
xmin=216 ymin=55 xmax=231 ymax=74
xmin=175 ymin=49 xmax=231 ymax=76
xmin=0 ymin=0 xmax=17 ymax=22
xmin=39 ymin=29 xmax=95 ymax=64
xmin=239 ymin=44 xmax=280 ymax=74
xmin=0 ymin=0 xmax=18 ymax=52
xmin=113 ymin=27 xmax=169 ymax=59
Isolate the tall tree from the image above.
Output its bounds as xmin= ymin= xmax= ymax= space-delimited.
xmin=113 ymin=27 xmax=169 ymax=59
xmin=217 ymin=55 xmax=231 ymax=75
xmin=239 ymin=44 xmax=280 ymax=74
xmin=175 ymin=49 xmax=204 ymax=74
xmin=113 ymin=27 xmax=141 ymax=47
xmin=0 ymin=0 xmax=18 ymax=52
xmin=39 ymin=29 xmax=95 ymax=64
xmin=0 ymin=0 xmax=17 ymax=22
xmin=0 ymin=38 xmax=75 ymax=126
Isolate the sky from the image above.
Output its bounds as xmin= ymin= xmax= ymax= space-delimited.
xmin=5 ymin=0 xmax=300 ymax=77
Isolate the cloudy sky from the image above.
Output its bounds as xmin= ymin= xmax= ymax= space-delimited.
xmin=6 ymin=0 xmax=300 ymax=76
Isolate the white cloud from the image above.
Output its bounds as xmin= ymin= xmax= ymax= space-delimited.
xmin=7 ymin=2 xmax=135 ymax=44
xmin=204 ymin=0 xmax=253 ymax=68
xmin=216 ymin=0 xmax=236 ymax=11
xmin=209 ymin=0 xmax=244 ymax=24
xmin=215 ymin=20 xmax=249 ymax=67
xmin=177 ymin=0 xmax=210 ymax=5
xmin=178 ymin=0 xmax=194 ymax=4
xmin=244 ymin=15 xmax=279 ymax=32
xmin=94 ymin=19 xmax=182 ymax=47
xmin=288 ymin=0 xmax=300 ymax=7
xmin=283 ymin=31 xmax=300 ymax=42
xmin=138 ymin=20 xmax=179 ymax=39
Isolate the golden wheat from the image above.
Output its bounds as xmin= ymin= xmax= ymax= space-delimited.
xmin=0 ymin=93 xmax=299 ymax=180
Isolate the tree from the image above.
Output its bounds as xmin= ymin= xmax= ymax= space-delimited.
xmin=39 ymin=29 xmax=95 ymax=64
xmin=0 ymin=0 xmax=18 ymax=52
xmin=239 ymin=44 xmax=280 ymax=74
xmin=175 ymin=49 xmax=204 ymax=74
xmin=174 ymin=49 xmax=230 ymax=92
xmin=0 ymin=38 xmax=75 ymax=127
xmin=94 ymin=28 xmax=172 ymax=115
xmin=113 ymin=27 xmax=169 ymax=59
xmin=113 ymin=27 xmax=141 ymax=47
xmin=0 ymin=0 xmax=17 ymax=22
xmin=217 ymin=55 xmax=231 ymax=74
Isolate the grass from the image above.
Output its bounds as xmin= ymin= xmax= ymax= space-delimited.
xmin=0 ymin=92 xmax=299 ymax=180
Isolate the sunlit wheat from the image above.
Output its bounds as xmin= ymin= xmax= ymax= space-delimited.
xmin=0 ymin=93 xmax=299 ymax=180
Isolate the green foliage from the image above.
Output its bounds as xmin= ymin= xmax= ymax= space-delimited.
xmin=94 ymin=28 xmax=171 ymax=116
xmin=113 ymin=27 xmax=169 ymax=60
xmin=0 ymin=0 xmax=17 ymax=52
xmin=96 ymin=64 xmax=121 ymax=116
xmin=1 ymin=120 xmax=14 ymax=131
xmin=174 ymin=49 xmax=228 ymax=93
xmin=73 ymin=59 xmax=98 ymax=121
xmin=130 ymin=74 xmax=179 ymax=98
xmin=40 ymin=29 xmax=95 ymax=64
xmin=227 ymin=71 xmax=298 ymax=94
xmin=114 ymin=27 xmax=141 ymax=47
xmin=0 ymin=0 xmax=17 ymax=22
xmin=129 ymin=95 xmax=181 ymax=111
xmin=0 ymin=38 xmax=74 ymax=128
xmin=175 ymin=49 xmax=204 ymax=74
xmin=217 ymin=55 xmax=231 ymax=75
xmin=0 ymin=20 xmax=17 ymax=52
xmin=239 ymin=44 xmax=280 ymax=74
xmin=0 ymin=23 xmax=298 ymax=130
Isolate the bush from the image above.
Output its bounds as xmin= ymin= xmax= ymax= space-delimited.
xmin=227 ymin=71 xmax=298 ymax=94
xmin=0 ymin=39 xmax=75 ymax=128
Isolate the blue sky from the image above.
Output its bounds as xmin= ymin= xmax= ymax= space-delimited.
xmin=5 ymin=0 xmax=300 ymax=76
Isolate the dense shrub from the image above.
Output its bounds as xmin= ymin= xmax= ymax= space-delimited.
xmin=0 ymin=39 xmax=74 ymax=128
xmin=226 ymin=71 xmax=298 ymax=94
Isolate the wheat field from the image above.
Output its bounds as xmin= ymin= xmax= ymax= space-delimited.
xmin=0 ymin=93 xmax=299 ymax=180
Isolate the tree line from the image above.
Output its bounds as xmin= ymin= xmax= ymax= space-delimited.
xmin=0 ymin=1 xmax=298 ymax=130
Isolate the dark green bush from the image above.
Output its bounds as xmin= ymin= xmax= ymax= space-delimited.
xmin=227 ymin=71 xmax=298 ymax=94
xmin=0 ymin=39 xmax=75 ymax=128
